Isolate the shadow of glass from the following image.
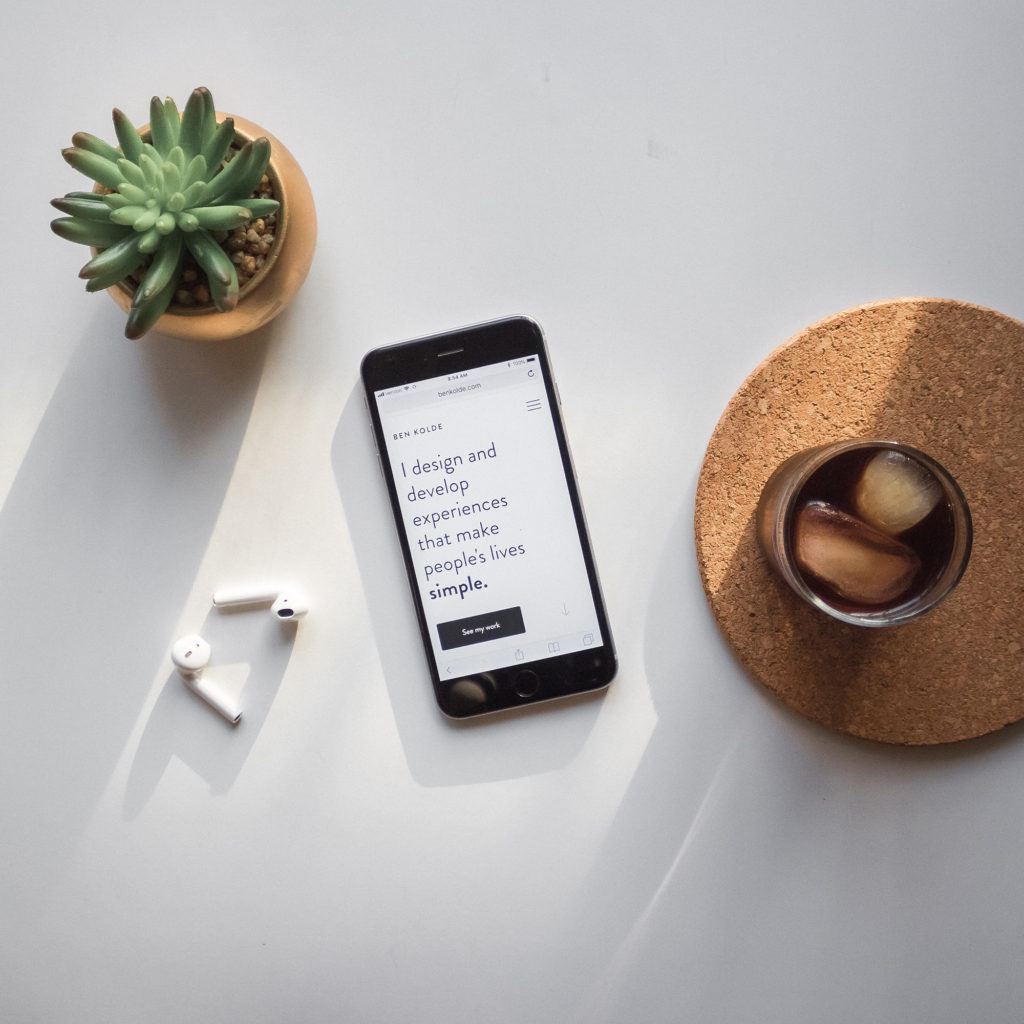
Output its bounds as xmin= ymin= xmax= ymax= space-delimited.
xmin=0 ymin=311 xmax=275 ymax=924
xmin=330 ymin=382 xmax=604 ymax=787
xmin=542 ymin=300 xmax=1024 ymax=1018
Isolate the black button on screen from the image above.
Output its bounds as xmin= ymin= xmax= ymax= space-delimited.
xmin=437 ymin=606 xmax=526 ymax=651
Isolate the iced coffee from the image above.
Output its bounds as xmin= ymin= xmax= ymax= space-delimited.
xmin=757 ymin=441 xmax=972 ymax=626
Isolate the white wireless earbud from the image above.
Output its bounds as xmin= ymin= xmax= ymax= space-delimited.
xmin=171 ymin=580 xmax=305 ymax=726
xmin=170 ymin=634 xmax=211 ymax=676
xmin=269 ymin=591 xmax=309 ymax=620
xmin=212 ymin=585 xmax=309 ymax=621
xmin=170 ymin=634 xmax=241 ymax=725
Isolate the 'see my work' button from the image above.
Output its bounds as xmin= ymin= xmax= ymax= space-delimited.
xmin=437 ymin=607 xmax=526 ymax=650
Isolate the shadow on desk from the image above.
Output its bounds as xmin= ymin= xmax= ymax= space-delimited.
xmin=331 ymin=383 xmax=605 ymax=787
xmin=0 ymin=310 xmax=277 ymax=924
xmin=123 ymin=607 xmax=296 ymax=817
xmin=542 ymin=484 xmax=1024 ymax=1023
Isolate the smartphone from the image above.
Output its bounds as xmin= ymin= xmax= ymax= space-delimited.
xmin=361 ymin=316 xmax=616 ymax=718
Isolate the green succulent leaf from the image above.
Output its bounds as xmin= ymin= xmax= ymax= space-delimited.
xmin=201 ymin=116 xmax=236 ymax=172
xmin=134 ymin=233 xmax=184 ymax=306
xmin=79 ymin=232 xmax=143 ymax=281
xmin=162 ymin=160 xmax=182 ymax=195
xmin=131 ymin=206 xmax=161 ymax=232
xmin=198 ymin=88 xmax=217 ymax=139
xmin=149 ymin=95 xmax=181 ymax=154
xmin=108 ymin=204 xmax=149 ymax=226
xmin=71 ymin=132 xmax=123 ymax=164
xmin=63 ymin=147 xmax=124 ymax=191
xmin=117 ymin=181 xmax=151 ymax=206
xmin=138 ymin=153 xmax=164 ymax=193
xmin=234 ymin=197 xmax=281 ymax=219
xmin=116 ymin=158 xmax=147 ymax=190
xmin=84 ymin=273 xmax=125 ymax=293
xmin=184 ymin=228 xmax=234 ymax=286
xmin=112 ymin=108 xmax=144 ymax=165
xmin=137 ymin=226 xmax=163 ymax=254
xmin=179 ymin=88 xmax=207 ymax=157
xmin=125 ymin=269 xmax=178 ymax=339
xmin=207 ymin=139 xmax=271 ymax=205
xmin=84 ymin=254 xmax=145 ymax=292
xmin=181 ymin=180 xmax=212 ymax=208
xmin=208 ymin=264 xmax=240 ymax=312
xmin=51 ymin=195 xmax=116 ymax=221
xmin=209 ymin=278 xmax=239 ymax=313
xmin=186 ymin=205 xmax=254 ymax=231
xmin=101 ymin=192 xmax=136 ymax=210
xmin=182 ymin=154 xmax=208 ymax=189
xmin=166 ymin=146 xmax=187 ymax=174
xmin=51 ymin=216 xmax=132 ymax=247
xmin=184 ymin=228 xmax=239 ymax=312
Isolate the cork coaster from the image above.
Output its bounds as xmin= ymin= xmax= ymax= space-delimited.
xmin=694 ymin=297 xmax=1024 ymax=744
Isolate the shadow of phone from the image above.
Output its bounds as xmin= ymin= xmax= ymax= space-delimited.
xmin=331 ymin=382 xmax=604 ymax=787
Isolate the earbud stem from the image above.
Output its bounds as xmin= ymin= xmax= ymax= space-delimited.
xmin=185 ymin=678 xmax=242 ymax=725
xmin=212 ymin=585 xmax=281 ymax=608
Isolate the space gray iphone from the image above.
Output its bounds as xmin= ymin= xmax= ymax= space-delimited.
xmin=361 ymin=316 xmax=616 ymax=718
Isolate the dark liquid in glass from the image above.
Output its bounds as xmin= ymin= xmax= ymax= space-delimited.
xmin=789 ymin=447 xmax=956 ymax=614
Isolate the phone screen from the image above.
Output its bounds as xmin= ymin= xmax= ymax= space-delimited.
xmin=363 ymin=317 xmax=615 ymax=716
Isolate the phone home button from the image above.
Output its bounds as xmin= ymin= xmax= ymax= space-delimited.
xmin=513 ymin=670 xmax=540 ymax=698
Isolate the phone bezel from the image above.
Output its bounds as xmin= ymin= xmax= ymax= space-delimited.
xmin=361 ymin=316 xmax=616 ymax=718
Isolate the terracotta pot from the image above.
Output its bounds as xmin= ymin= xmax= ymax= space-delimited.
xmin=104 ymin=114 xmax=317 ymax=341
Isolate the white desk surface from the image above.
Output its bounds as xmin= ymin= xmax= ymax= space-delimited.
xmin=5 ymin=3 xmax=1024 ymax=1021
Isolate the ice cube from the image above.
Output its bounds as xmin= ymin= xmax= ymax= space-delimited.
xmin=793 ymin=501 xmax=920 ymax=606
xmin=854 ymin=449 xmax=942 ymax=535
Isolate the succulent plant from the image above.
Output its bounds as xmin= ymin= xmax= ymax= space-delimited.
xmin=51 ymin=86 xmax=280 ymax=339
